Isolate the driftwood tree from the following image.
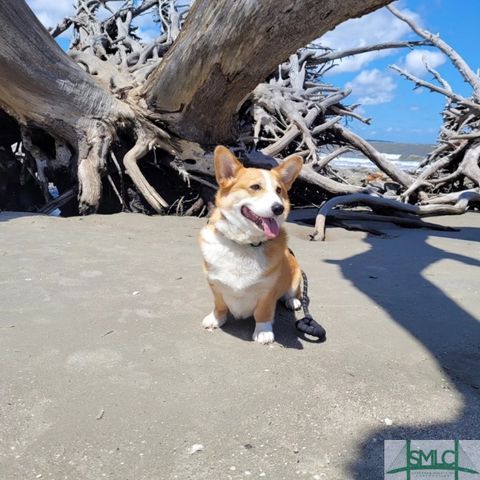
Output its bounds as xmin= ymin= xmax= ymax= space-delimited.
xmin=308 ymin=6 xmax=480 ymax=240
xmin=304 ymin=6 xmax=480 ymax=239
xmin=388 ymin=6 xmax=480 ymax=203
xmin=0 ymin=0 xmax=479 ymax=238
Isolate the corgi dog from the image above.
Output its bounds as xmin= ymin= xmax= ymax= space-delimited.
xmin=198 ymin=146 xmax=304 ymax=344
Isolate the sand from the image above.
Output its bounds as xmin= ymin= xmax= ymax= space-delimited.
xmin=1 ymin=211 xmax=479 ymax=479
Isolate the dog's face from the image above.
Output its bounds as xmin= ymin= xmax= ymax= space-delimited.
xmin=213 ymin=146 xmax=303 ymax=243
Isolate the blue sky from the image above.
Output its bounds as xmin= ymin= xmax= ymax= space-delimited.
xmin=27 ymin=0 xmax=478 ymax=144
xmin=319 ymin=0 xmax=478 ymax=144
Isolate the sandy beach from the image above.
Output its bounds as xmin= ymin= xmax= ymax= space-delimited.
xmin=1 ymin=211 xmax=479 ymax=479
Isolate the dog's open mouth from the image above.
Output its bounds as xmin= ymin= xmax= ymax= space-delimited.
xmin=241 ymin=206 xmax=280 ymax=239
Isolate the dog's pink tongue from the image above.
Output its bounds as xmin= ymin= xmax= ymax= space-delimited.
xmin=261 ymin=217 xmax=280 ymax=239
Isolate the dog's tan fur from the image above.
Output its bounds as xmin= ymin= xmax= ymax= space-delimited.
xmin=199 ymin=146 xmax=303 ymax=344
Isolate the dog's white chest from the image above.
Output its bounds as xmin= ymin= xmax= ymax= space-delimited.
xmin=200 ymin=226 xmax=269 ymax=317
xmin=200 ymin=226 xmax=267 ymax=290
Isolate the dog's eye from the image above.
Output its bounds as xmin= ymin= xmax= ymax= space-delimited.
xmin=250 ymin=184 xmax=261 ymax=191
xmin=276 ymin=186 xmax=282 ymax=194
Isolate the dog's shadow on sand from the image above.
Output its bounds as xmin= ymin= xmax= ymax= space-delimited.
xmin=221 ymin=303 xmax=321 ymax=349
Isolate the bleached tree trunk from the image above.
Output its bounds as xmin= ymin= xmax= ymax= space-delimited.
xmin=5 ymin=0 xmax=475 ymax=238
xmin=0 ymin=0 xmax=394 ymax=214
xmin=142 ymin=0 xmax=394 ymax=144
xmin=0 ymin=2 xmax=132 ymax=142
xmin=0 ymin=1 xmax=135 ymax=212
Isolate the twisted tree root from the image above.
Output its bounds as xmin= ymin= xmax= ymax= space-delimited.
xmin=311 ymin=193 xmax=474 ymax=241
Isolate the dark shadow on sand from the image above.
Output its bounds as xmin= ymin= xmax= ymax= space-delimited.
xmin=322 ymin=222 xmax=480 ymax=478
xmin=220 ymin=303 xmax=306 ymax=349
xmin=0 ymin=211 xmax=46 ymax=222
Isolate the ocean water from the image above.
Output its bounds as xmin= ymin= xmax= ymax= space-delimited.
xmin=319 ymin=141 xmax=433 ymax=172
xmin=329 ymin=154 xmax=420 ymax=172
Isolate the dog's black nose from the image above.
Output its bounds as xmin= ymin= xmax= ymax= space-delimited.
xmin=271 ymin=202 xmax=285 ymax=216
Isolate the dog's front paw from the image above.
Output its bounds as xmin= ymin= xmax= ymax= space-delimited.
xmin=254 ymin=330 xmax=275 ymax=344
xmin=253 ymin=322 xmax=274 ymax=344
xmin=202 ymin=311 xmax=226 ymax=330
xmin=284 ymin=298 xmax=302 ymax=311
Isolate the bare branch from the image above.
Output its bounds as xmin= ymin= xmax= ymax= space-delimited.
xmin=387 ymin=4 xmax=480 ymax=99
xmin=312 ymin=146 xmax=351 ymax=170
xmin=335 ymin=126 xmax=415 ymax=187
xmin=304 ymin=40 xmax=432 ymax=66
xmin=390 ymin=65 xmax=480 ymax=112
xmin=312 ymin=193 xmax=474 ymax=241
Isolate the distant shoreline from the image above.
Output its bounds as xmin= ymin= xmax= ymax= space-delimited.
xmin=330 ymin=155 xmax=418 ymax=172
xmin=320 ymin=140 xmax=434 ymax=172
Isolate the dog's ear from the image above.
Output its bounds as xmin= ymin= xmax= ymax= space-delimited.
xmin=214 ymin=146 xmax=243 ymax=184
xmin=273 ymin=155 xmax=303 ymax=190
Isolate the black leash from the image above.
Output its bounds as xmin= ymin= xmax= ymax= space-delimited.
xmin=295 ymin=270 xmax=326 ymax=341
xmin=287 ymin=248 xmax=326 ymax=341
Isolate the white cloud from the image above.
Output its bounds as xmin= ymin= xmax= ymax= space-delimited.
xmin=132 ymin=14 xmax=161 ymax=43
xmin=26 ymin=0 xmax=74 ymax=28
xmin=320 ymin=6 xmax=421 ymax=75
xmin=346 ymin=69 xmax=397 ymax=105
xmin=403 ymin=49 xmax=446 ymax=77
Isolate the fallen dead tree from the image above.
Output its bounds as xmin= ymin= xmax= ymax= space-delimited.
xmin=0 ymin=0 xmax=478 ymax=239
xmin=310 ymin=192 xmax=474 ymax=241
xmin=387 ymin=6 xmax=480 ymax=199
